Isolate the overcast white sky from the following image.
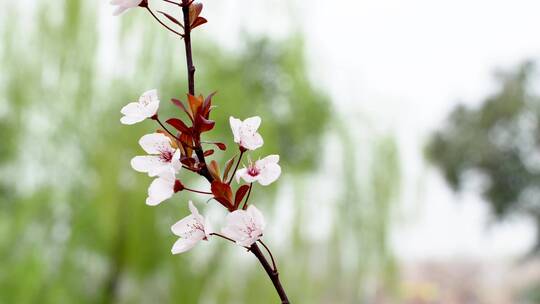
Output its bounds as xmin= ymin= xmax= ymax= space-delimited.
xmin=104 ymin=0 xmax=540 ymax=260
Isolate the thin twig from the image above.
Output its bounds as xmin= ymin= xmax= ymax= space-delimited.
xmin=162 ymin=0 xmax=182 ymax=7
xmin=154 ymin=117 xmax=180 ymax=140
xmin=258 ymin=239 xmax=277 ymax=272
xmin=227 ymin=150 xmax=244 ymax=184
xmin=210 ymin=233 xmax=242 ymax=246
xmin=183 ymin=187 xmax=211 ymax=195
xmin=146 ymin=7 xmax=184 ymax=37
xmin=241 ymin=183 xmax=253 ymax=210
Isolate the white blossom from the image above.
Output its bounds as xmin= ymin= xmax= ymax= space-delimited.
xmin=111 ymin=0 xmax=143 ymax=16
xmin=171 ymin=201 xmax=212 ymax=254
xmin=120 ymin=89 xmax=159 ymax=125
xmin=222 ymin=205 xmax=266 ymax=247
xmin=229 ymin=116 xmax=264 ymax=151
xmin=131 ymin=133 xmax=181 ymax=177
xmin=236 ymin=155 xmax=281 ymax=186
xmin=146 ymin=169 xmax=176 ymax=206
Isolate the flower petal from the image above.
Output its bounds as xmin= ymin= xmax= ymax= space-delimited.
xmin=139 ymin=133 xmax=172 ymax=155
xmin=146 ymin=175 xmax=174 ymax=206
xmin=243 ymin=116 xmax=261 ymax=131
xmin=229 ymin=117 xmax=242 ymax=143
xmin=241 ymin=133 xmax=263 ymax=151
xmin=120 ymin=115 xmax=145 ymax=125
xmin=171 ymin=238 xmax=198 ymax=254
xmin=188 ymin=201 xmax=200 ymax=217
xmin=257 ymin=163 xmax=281 ymax=186
xmin=247 ymin=205 xmax=266 ymax=230
xmin=171 ymin=215 xmax=195 ymax=236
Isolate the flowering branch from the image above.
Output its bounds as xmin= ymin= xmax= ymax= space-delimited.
xmin=114 ymin=1 xmax=289 ymax=303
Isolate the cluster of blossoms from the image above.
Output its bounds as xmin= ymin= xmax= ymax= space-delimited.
xmin=114 ymin=1 xmax=290 ymax=302
xmin=121 ymin=90 xmax=280 ymax=253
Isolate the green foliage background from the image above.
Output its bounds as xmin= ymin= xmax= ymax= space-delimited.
xmin=0 ymin=1 xmax=400 ymax=303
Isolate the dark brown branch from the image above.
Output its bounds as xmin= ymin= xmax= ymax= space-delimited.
xmin=177 ymin=2 xmax=289 ymax=302
xmin=250 ymin=243 xmax=290 ymax=304
xmin=181 ymin=2 xmax=196 ymax=95
xmin=180 ymin=0 xmax=213 ymax=183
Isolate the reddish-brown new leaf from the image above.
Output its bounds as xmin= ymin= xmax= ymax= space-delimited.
xmin=208 ymin=160 xmax=221 ymax=181
xmin=166 ymin=118 xmax=192 ymax=135
xmin=211 ymin=181 xmax=233 ymax=210
xmin=171 ymin=98 xmax=193 ymax=121
xmin=222 ymin=155 xmax=236 ymax=182
xmin=195 ymin=114 xmax=215 ymax=133
xmin=203 ymin=149 xmax=214 ymax=157
xmin=191 ymin=17 xmax=207 ymax=29
xmin=234 ymin=185 xmax=250 ymax=209
xmin=158 ymin=11 xmax=183 ymax=27
xmin=187 ymin=94 xmax=203 ymax=117
xmin=202 ymin=92 xmax=216 ymax=118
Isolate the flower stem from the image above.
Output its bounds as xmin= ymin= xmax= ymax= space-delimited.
xmin=183 ymin=187 xmax=211 ymax=195
xmin=210 ymin=232 xmax=241 ymax=245
xmin=227 ymin=150 xmax=244 ymax=184
xmin=154 ymin=116 xmax=179 ymax=139
xmin=241 ymin=183 xmax=253 ymax=210
xmin=258 ymin=239 xmax=277 ymax=272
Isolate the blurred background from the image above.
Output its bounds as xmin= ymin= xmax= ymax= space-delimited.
xmin=1 ymin=0 xmax=540 ymax=303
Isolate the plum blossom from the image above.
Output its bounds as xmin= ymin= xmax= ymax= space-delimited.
xmin=146 ymin=169 xmax=179 ymax=206
xmin=229 ymin=116 xmax=264 ymax=151
xmin=236 ymin=155 xmax=281 ymax=186
xmin=111 ymin=0 xmax=143 ymax=16
xmin=171 ymin=201 xmax=212 ymax=254
xmin=120 ymin=89 xmax=160 ymax=125
xmin=131 ymin=133 xmax=181 ymax=177
xmin=222 ymin=205 xmax=266 ymax=247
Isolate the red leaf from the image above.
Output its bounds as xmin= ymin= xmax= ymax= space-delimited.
xmin=158 ymin=11 xmax=183 ymax=27
xmin=187 ymin=94 xmax=203 ymax=117
xmin=189 ymin=3 xmax=203 ymax=25
xmin=211 ymin=181 xmax=233 ymax=209
xmin=202 ymin=91 xmax=216 ymax=118
xmin=166 ymin=118 xmax=192 ymax=135
xmin=195 ymin=115 xmax=215 ymax=132
xmin=234 ymin=185 xmax=250 ymax=209
xmin=203 ymin=149 xmax=214 ymax=157
xmin=214 ymin=142 xmax=226 ymax=151
xmin=171 ymin=98 xmax=193 ymax=120
xmin=191 ymin=17 xmax=207 ymax=29
xmin=222 ymin=155 xmax=236 ymax=182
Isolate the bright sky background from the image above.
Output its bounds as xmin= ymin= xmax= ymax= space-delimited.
xmin=103 ymin=0 xmax=540 ymax=261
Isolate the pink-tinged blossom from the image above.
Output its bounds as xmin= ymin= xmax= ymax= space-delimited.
xmin=236 ymin=155 xmax=281 ymax=186
xmin=146 ymin=169 xmax=177 ymax=206
xmin=111 ymin=0 xmax=143 ymax=16
xmin=171 ymin=201 xmax=212 ymax=254
xmin=222 ymin=205 xmax=266 ymax=247
xmin=229 ymin=116 xmax=264 ymax=151
xmin=120 ymin=89 xmax=159 ymax=125
xmin=131 ymin=133 xmax=181 ymax=177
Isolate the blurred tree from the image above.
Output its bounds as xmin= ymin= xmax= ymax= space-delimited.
xmin=427 ymin=62 xmax=540 ymax=251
